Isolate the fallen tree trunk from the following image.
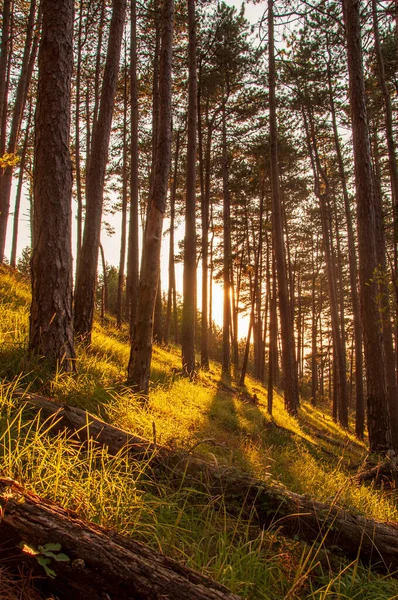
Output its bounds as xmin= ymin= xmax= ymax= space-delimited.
xmin=356 ymin=459 xmax=398 ymax=486
xmin=15 ymin=390 xmax=398 ymax=574
xmin=0 ymin=478 xmax=241 ymax=600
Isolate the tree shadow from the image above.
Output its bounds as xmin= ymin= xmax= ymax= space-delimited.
xmin=188 ymin=377 xmax=272 ymax=477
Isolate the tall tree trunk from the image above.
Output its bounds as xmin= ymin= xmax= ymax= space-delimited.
xmin=29 ymin=0 xmax=75 ymax=371
xmin=371 ymin=126 xmax=398 ymax=453
xmin=181 ymin=0 xmax=197 ymax=376
xmin=0 ymin=0 xmax=11 ymax=159
xmin=200 ymin=102 xmax=215 ymax=369
xmin=343 ymin=0 xmax=392 ymax=453
xmin=92 ymin=0 xmax=106 ymax=136
xmin=268 ymin=251 xmax=277 ymax=415
xmin=221 ymin=102 xmax=231 ymax=377
xmin=117 ymin=62 xmax=128 ymax=329
xmin=303 ymin=107 xmax=348 ymax=428
xmin=0 ymin=0 xmax=37 ymax=263
xmin=268 ymin=0 xmax=299 ymax=414
xmin=126 ymin=0 xmax=139 ymax=338
xmin=10 ymin=98 xmax=33 ymax=268
xmin=326 ymin=51 xmax=364 ymax=437
xmin=75 ymin=0 xmax=84 ymax=274
xmin=127 ymin=0 xmax=174 ymax=394
xmin=74 ymin=0 xmax=126 ymax=342
xmin=153 ymin=272 xmax=163 ymax=343
xmin=165 ymin=129 xmax=179 ymax=345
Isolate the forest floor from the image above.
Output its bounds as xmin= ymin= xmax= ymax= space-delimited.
xmin=1 ymin=265 xmax=398 ymax=599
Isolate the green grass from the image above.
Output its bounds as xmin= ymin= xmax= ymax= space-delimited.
xmin=1 ymin=266 xmax=398 ymax=599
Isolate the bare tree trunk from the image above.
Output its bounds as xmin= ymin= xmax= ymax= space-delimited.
xmin=181 ymin=0 xmax=197 ymax=376
xmin=126 ymin=0 xmax=139 ymax=338
xmin=0 ymin=0 xmax=38 ymax=263
xmin=222 ymin=102 xmax=231 ymax=377
xmin=371 ymin=126 xmax=398 ymax=453
xmin=117 ymin=61 xmax=128 ymax=329
xmin=29 ymin=0 xmax=75 ymax=371
xmin=153 ymin=272 xmax=163 ymax=343
xmin=165 ymin=129 xmax=180 ymax=345
xmin=74 ymin=0 xmax=84 ymax=274
xmin=0 ymin=0 xmax=11 ymax=159
xmin=326 ymin=51 xmax=364 ymax=437
xmin=268 ymin=0 xmax=299 ymax=414
xmin=99 ymin=241 xmax=108 ymax=313
xmin=303 ymin=107 xmax=348 ymax=427
xmin=10 ymin=99 xmax=33 ymax=268
xmin=127 ymin=0 xmax=174 ymax=394
xmin=343 ymin=0 xmax=392 ymax=452
xmin=200 ymin=102 xmax=215 ymax=369
xmin=268 ymin=251 xmax=277 ymax=414
xmin=74 ymin=0 xmax=126 ymax=341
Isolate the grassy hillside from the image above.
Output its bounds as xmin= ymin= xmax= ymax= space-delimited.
xmin=1 ymin=265 xmax=398 ymax=599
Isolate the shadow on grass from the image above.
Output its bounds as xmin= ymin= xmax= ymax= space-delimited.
xmin=188 ymin=376 xmax=272 ymax=477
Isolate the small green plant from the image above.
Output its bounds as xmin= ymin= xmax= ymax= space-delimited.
xmin=20 ymin=542 xmax=70 ymax=578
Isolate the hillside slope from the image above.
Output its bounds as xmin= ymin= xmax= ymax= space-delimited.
xmin=1 ymin=266 xmax=398 ymax=599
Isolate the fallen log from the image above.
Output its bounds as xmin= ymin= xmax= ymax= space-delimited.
xmin=0 ymin=478 xmax=242 ymax=600
xmin=15 ymin=390 xmax=398 ymax=574
xmin=356 ymin=459 xmax=398 ymax=487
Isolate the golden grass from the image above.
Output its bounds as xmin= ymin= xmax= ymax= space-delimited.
xmin=1 ymin=267 xmax=398 ymax=599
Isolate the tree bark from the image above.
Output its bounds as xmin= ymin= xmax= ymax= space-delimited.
xmin=0 ymin=0 xmax=38 ymax=263
xmin=222 ymin=102 xmax=231 ymax=377
xmin=14 ymin=390 xmax=398 ymax=575
xmin=126 ymin=0 xmax=140 ymax=338
xmin=0 ymin=478 xmax=241 ymax=600
xmin=127 ymin=0 xmax=174 ymax=395
xmin=74 ymin=0 xmax=126 ymax=342
xmin=29 ymin=0 xmax=75 ymax=372
xmin=326 ymin=50 xmax=364 ymax=437
xmin=181 ymin=0 xmax=197 ymax=376
xmin=268 ymin=0 xmax=299 ymax=415
xmin=343 ymin=0 xmax=392 ymax=452
xmin=117 ymin=62 xmax=129 ymax=329
xmin=10 ymin=99 xmax=33 ymax=268
xmin=0 ymin=0 xmax=11 ymax=162
xmin=165 ymin=129 xmax=180 ymax=345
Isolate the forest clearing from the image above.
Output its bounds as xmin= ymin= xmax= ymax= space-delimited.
xmin=1 ymin=267 xmax=398 ymax=599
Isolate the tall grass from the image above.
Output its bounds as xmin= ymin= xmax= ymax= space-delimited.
xmin=1 ymin=267 xmax=398 ymax=599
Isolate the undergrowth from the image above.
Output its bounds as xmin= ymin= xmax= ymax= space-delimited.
xmin=1 ymin=266 xmax=398 ymax=599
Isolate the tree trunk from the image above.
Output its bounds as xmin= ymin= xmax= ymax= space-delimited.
xmin=303 ymin=107 xmax=348 ymax=427
xmin=326 ymin=52 xmax=364 ymax=437
xmin=117 ymin=63 xmax=128 ymax=329
xmin=0 ymin=0 xmax=37 ymax=263
xmin=29 ymin=0 xmax=75 ymax=371
xmin=74 ymin=0 xmax=126 ymax=342
xmin=10 ymin=99 xmax=33 ymax=268
xmin=127 ymin=0 xmax=174 ymax=395
xmin=14 ymin=390 xmax=398 ymax=575
xmin=0 ymin=0 xmax=10 ymax=168
xmin=165 ymin=129 xmax=179 ymax=345
xmin=222 ymin=102 xmax=231 ymax=377
xmin=74 ymin=0 xmax=84 ymax=274
xmin=200 ymin=102 xmax=215 ymax=369
xmin=371 ymin=126 xmax=398 ymax=453
xmin=181 ymin=0 xmax=197 ymax=376
xmin=0 ymin=478 xmax=242 ymax=600
xmin=126 ymin=0 xmax=140 ymax=339
xmin=268 ymin=0 xmax=299 ymax=414
xmin=343 ymin=0 xmax=392 ymax=453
